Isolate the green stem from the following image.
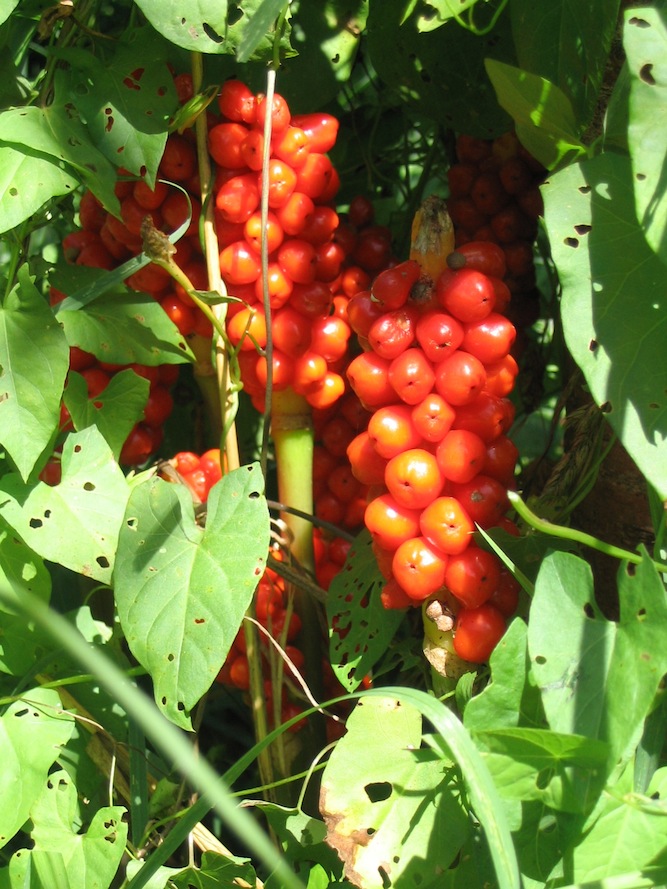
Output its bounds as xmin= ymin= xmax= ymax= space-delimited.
xmin=271 ymin=389 xmax=327 ymax=748
xmin=508 ymin=490 xmax=667 ymax=574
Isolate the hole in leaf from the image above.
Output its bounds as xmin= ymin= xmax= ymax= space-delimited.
xmin=167 ymin=653 xmax=175 ymax=661
xmin=194 ymin=618 xmax=205 ymax=624
xmin=14 ymin=708 xmax=29 ymax=717
xmin=332 ymin=52 xmax=340 ymax=64
xmin=535 ymin=654 xmax=546 ymax=665
xmin=74 ymin=445 xmax=82 ymax=453
xmin=583 ymin=603 xmax=595 ymax=619
xmin=637 ymin=607 xmax=646 ymax=621
xmin=83 ymin=482 xmax=95 ymax=491
xmin=96 ymin=556 xmax=110 ymax=569
xmin=248 ymin=490 xmax=260 ymax=499
xmin=9 ymin=187 xmax=17 ymax=196
xmin=600 ymin=401 xmax=612 ymax=413
xmin=202 ymin=21 xmax=224 ymax=42
xmin=629 ymin=16 xmax=650 ymax=27
xmin=564 ymin=237 xmax=579 ymax=248
xmin=227 ymin=4 xmax=243 ymax=25
xmin=578 ymin=185 xmax=591 ymax=194
xmin=44 ymin=510 xmax=51 ymax=518
xmin=574 ymin=224 xmax=591 ymax=235
xmin=365 ymin=781 xmax=392 ymax=802
xmin=161 ymin=696 xmax=167 ymax=705
xmin=640 ymin=63 xmax=656 ymax=85
xmin=177 ymin=701 xmax=185 ymax=711
xmin=589 ymin=339 xmax=598 ymax=351
xmin=29 ymin=518 xmax=43 ymax=529
xmin=649 ymin=402 xmax=659 ymax=409
xmin=636 ymin=172 xmax=647 ymax=181
xmin=127 ymin=518 xmax=138 ymax=529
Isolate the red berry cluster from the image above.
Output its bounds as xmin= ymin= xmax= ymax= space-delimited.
xmin=162 ymin=448 xmax=224 ymax=501
xmin=447 ymin=132 xmax=545 ymax=335
xmin=345 ymin=237 xmax=521 ymax=663
xmin=216 ymin=82 xmax=395 ymax=413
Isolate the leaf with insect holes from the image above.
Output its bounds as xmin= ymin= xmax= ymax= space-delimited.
xmin=0 ymin=689 xmax=75 ymax=850
xmin=0 ymin=427 xmax=130 ymax=584
xmin=542 ymin=154 xmax=667 ymax=498
xmin=61 ymin=31 xmax=176 ymax=184
xmin=320 ymin=695 xmax=470 ymax=888
xmin=625 ymin=7 xmax=667 ymax=265
xmin=529 ymin=550 xmax=667 ymax=779
xmin=114 ymin=465 xmax=270 ymax=730
xmin=0 ymin=266 xmax=70 ymax=481
xmin=327 ymin=530 xmax=405 ymax=693
xmin=4 ymin=769 xmax=126 ymax=886
xmin=64 ymin=369 xmax=150 ymax=462
xmin=58 ymin=290 xmax=193 ymax=366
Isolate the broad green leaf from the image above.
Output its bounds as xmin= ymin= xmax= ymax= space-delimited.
xmin=0 ymin=0 xmax=19 ymax=27
xmin=509 ymin=0 xmax=621 ymax=125
xmin=529 ymin=551 xmax=667 ymax=775
xmin=0 ymin=103 xmax=118 ymax=214
xmin=569 ymin=765 xmax=667 ymax=882
xmin=236 ymin=0 xmax=286 ymax=63
xmin=0 ymin=689 xmax=74 ymax=849
xmin=485 ymin=60 xmax=587 ymax=170
xmin=0 ymin=427 xmax=131 ymax=584
xmin=277 ymin=0 xmax=368 ymax=109
xmin=64 ymin=369 xmax=150 ymax=461
xmin=0 ymin=143 xmax=77 ymax=234
xmin=4 ymin=769 xmax=126 ymax=888
xmin=132 ymin=0 xmax=290 ymax=59
xmin=0 ymin=266 xmax=69 ymax=480
xmin=475 ymin=727 xmax=608 ymax=812
xmin=0 ymin=611 xmax=51 ymax=676
xmin=327 ymin=529 xmax=404 ymax=692
xmin=366 ymin=0 xmax=515 ymax=138
xmin=320 ymin=695 xmax=470 ymax=888
xmin=625 ymin=7 xmax=667 ymax=263
xmin=58 ymin=291 xmax=193 ymax=366
xmin=114 ymin=466 xmax=270 ymax=729
xmin=542 ymin=154 xmax=667 ymax=498
xmin=0 ymin=515 xmax=51 ymax=610
xmin=464 ymin=618 xmax=546 ymax=731
xmin=62 ymin=33 xmax=175 ymax=183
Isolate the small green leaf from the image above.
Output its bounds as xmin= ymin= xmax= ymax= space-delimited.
xmin=625 ymin=7 xmax=667 ymax=263
xmin=64 ymin=369 xmax=150 ymax=460
xmin=464 ymin=618 xmax=546 ymax=731
xmin=115 ymin=465 xmax=270 ymax=729
xmin=485 ymin=60 xmax=587 ymax=169
xmin=0 ymin=266 xmax=69 ymax=480
xmin=0 ymin=689 xmax=75 ymax=849
xmin=327 ymin=529 xmax=404 ymax=692
xmin=0 ymin=144 xmax=78 ymax=234
xmin=58 ymin=291 xmax=193 ymax=366
xmin=172 ymin=851 xmax=259 ymax=888
xmin=0 ymin=428 xmax=131 ymax=584
xmin=320 ymin=695 xmax=471 ymax=887
xmin=542 ymin=154 xmax=667 ymax=497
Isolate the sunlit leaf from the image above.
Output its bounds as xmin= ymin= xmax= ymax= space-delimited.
xmin=115 ymin=466 xmax=270 ymax=730
xmin=485 ymin=60 xmax=587 ymax=170
xmin=0 ymin=144 xmax=77 ymax=234
xmin=625 ymin=7 xmax=667 ymax=264
xmin=0 ymin=428 xmax=131 ymax=584
xmin=542 ymin=154 xmax=667 ymax=497
xmin=0 ymin=266 xmax=69 ymax=480
xmin=0 ymin=690 xmax=74 ymax=850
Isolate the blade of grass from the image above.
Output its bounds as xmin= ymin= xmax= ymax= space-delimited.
xmin=128 ymin=716 xmax=149 ymax=849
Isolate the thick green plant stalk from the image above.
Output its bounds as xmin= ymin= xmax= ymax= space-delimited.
xmin=0 ymin=583 xmax=304 ymax=889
